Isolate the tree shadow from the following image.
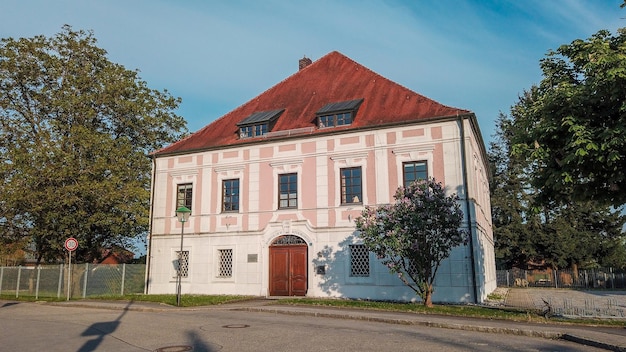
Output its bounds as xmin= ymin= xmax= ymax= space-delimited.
xmin=312 ymin=233 xmax=356 ymax=297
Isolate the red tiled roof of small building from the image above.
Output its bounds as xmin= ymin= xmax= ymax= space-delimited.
xmin=155 ymin=51 xmax=470 ymax=155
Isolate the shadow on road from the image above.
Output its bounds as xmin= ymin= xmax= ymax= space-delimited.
xmin=77 ymin=300 xmax=133 ymax=352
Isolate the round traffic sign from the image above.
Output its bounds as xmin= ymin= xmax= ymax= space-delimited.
xmin=64 ymin=237 xmax=78 ymax=251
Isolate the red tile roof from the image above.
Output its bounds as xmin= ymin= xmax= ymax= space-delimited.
xmin=156 ymin=51 xmax=470 ymax=155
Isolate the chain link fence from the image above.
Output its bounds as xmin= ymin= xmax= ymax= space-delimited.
xmin=0 ymin=264 xmax=145 ymax=299
xmin=497 ymin=267 xmax=626 ymax=289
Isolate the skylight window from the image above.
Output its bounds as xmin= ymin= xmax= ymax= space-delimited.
xmin=317 ymin=99 xmax=363 ymax=129
xmin=237 ymin=109 xmax=284 ymax=139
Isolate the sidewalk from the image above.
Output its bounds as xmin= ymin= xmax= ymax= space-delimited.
xmin=505 ymin=287 xmax=626 ymax=319
xmin=46 ymin=297 xmax=626 ymax=352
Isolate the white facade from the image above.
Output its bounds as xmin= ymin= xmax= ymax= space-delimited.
xmin=147 ymin=117 xmax=496 ymax=303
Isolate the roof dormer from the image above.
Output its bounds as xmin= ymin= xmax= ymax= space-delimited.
xmin=316 ymin=99 xmax=363 ymax=129
xmin=237 ymin=109 xmax=284 ymax=139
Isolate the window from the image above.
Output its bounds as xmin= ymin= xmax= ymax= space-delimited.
xmin=177 ymin=183 xmax=193 ymax=211
xmin=403 ymin=161 xmax=427 ymax=188
xmin=176 ymin=250 xmax=189 ymax=278
xmin=239 ymin=126 xmax=252 ymax=138
xmin=254 ymin=123 xmax=268 ymax=136
xmin=317 ymin=99 xmax=363 ymax=129
xmin=340 ymin=167 xmax=362 ymax=204
xmin=237 ymin=109 xmax=283 ymax=139
xmin=319 ymin=112 xmax=352 ymax=128
xmin=217 ymin=249 xmax=233 ymax=278
xmin=349 ymin=244 xmax=370 ymax=277
xmin=222 ymin=179 xmax=240 ymax=212
xmin=278 ymin=173 xmax=298 ymax=209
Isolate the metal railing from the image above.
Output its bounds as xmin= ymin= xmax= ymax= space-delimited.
xmin=497 ymin=267 xmax=626 ymax=289
xmin=0 ymin=264 xmax=145 ymax=299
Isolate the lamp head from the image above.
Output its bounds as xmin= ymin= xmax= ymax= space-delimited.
xmin=175 ymin=206 xmax=191 ymax=223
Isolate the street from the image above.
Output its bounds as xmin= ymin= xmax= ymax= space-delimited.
xmin=0 ymin=300 xmax=608 ymax=351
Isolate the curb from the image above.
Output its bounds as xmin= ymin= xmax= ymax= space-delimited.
xmin=238 ymin=307 xmax=564 ymax=339
xmin=562 ymin=334 xmax=626 ymax=352
xmin=239 ymin=306 xmax=625 ymax=351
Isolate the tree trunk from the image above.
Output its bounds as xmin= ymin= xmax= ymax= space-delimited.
xmin=572 ymin=262 xmax=579 ymax=283
xmin=423 ymin=284 xmax=434 ymax=307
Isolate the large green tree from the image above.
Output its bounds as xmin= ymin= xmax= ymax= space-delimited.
xmin=510 ymin=27 xmax=626 ymax=206
xmin=355 ymin=178 xmax=467 ymax=307
xmin=0 ymin=26 xmax=187 ymax=264
xmin=491 ymin=110 xmax=626 ymax=271
xmin=489 ymin=113 xmax=538 ymax=268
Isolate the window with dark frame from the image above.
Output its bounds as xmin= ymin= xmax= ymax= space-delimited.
xmin=237 ymin=109 xmax=283 ymax=139
xmin=319 ymin=111 xmax=353 ymax=128
xmin=403 ymin=161 xmax=428 ymax=188
xmin=278 ymin=173 xmax=298 ymax=209
xmin=176 ymin=183 xmax=193 ymax=211
xmin=340 ymin=167 xmax=362 ymax=204
xmin=222 ymin=179 xmax=240 ymax=212
xmin=316 ymin=99 xmax=363 ymax=129
xmin=349 ymin=244 xmax=370 ymax=277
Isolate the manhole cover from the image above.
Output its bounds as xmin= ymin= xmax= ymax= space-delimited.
xmin=154 ymin=345 xmax=193 ymax=352
xmin=222 ymin=324 xmax=250 ymax=329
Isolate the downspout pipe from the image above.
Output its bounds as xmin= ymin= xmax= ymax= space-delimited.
xmin=458 ymin=115 xmax=479 ymax=303
xmin=144 ymin=155 xmax=157 ymax=294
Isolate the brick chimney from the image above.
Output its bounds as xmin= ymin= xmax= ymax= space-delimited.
xmin=299 ymin=56 xmax=312 ymax=70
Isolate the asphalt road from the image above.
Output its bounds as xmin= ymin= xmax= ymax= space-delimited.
xmin=0 ymin=301 xmax=608 ymax=352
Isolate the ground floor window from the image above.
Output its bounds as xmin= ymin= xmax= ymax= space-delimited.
xmin=349 ymin=244 xmax=370 ymax=277
xmin=217 ymin=249 xmax=233 ymax=278
xmin=176 ymin=250 xmax=189 ymax=278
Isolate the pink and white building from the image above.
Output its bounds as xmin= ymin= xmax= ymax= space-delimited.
xmin=146 ymin=52 xmax=496 ymax=303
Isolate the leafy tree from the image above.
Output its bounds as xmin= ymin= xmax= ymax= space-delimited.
xmin=0 ymin=26 xmax=187 ymax=264
xmin=491 ymin=109 xmax=626 ymax=271
xmin=510 ymin=27 xmax=626 ymax=206
xmin=489 ymin=113 xmax=538 ymax=268
xmin=355 ymin=178 xmax=467 ymax=307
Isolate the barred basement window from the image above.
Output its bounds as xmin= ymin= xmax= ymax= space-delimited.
xmin=176 ymin=250 xmax=189 ymax=278
xmin=349 ymin=244 xmax=370 ymax=277
xmin=218 ymin=249 xmax=233 ymax=278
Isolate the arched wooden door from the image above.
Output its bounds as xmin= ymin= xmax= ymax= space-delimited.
xmin=269 ymin=235 xmax=307 ymax=296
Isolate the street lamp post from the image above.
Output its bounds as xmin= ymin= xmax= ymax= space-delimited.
xmin=175 ymin=206 xmax=191 ymax=307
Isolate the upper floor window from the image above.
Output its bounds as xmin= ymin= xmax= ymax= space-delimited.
xmin=177 ymin=183 xmax=193 ymax=211
xmin=340 ymin=167 xmax=362 ymax=204
xmin=403 ymin=161 xmax=427 ymax=188
xmin=319 ymin=112 xmax=352 ymax=128
xmin=278 ymin=173 xmax=298 ymax=209
xmin=222 ymin=179 xmax=240 ymax=212
xmin=317 ymin=99 xmax=363 ymax=129
xmin=237 ymin=109 xmax=284 ymax=139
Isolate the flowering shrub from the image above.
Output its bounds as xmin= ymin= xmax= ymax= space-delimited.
xmin=355 ymin=178 xmax=467 ymax=306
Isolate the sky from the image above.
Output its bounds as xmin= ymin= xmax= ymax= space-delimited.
xmin=1 ymin=0 xmax=624 ymax=145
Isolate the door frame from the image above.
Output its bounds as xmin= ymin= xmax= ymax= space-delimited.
xmin=269 ymin=235 xmax=308 ymax=296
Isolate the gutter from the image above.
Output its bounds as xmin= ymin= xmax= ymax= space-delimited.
xmin=458 ymin=115 xmax=479 ymax=303
xmin=144 ymin=156 xmax=157 ymax=294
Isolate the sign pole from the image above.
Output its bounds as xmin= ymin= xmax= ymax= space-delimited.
xmin=64 ymin=237 xmax=78 ymax=301
xmin=67 ymin=250 xmax=72 ymax=301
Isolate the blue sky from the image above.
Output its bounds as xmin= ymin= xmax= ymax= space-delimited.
xmin=1 ymin=0 xmax=624 ymax=145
